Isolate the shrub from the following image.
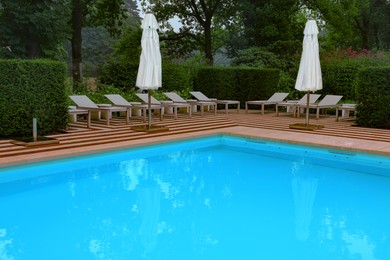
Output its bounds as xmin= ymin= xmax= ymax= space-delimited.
xmin=99 ymin=60 xmax=139 ymax=90
xmin=321 ymin=64 xmax=361 ymax=101
xmin=355 ymin=67 xmax=390 ymax=129
xmin=0 ymin=59 xmax=68 ymax=137
xmin=193 ymin=67 xmax=281 ymax=105
xmin=99 ymin=60 xmax=191 ymax=92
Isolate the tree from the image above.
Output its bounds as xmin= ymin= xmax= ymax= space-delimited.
xmin=142 ymin=0 xmax=239 ymax=65
xmin=227 ymin=0 xmax=302 ymax=60
xmin=0 ymin=0 xmax=70 ymax=59
xmin=302 ymin=0 xmax=390 ymax=50
xmin=70 ymin=0 xmax=128 ymax=86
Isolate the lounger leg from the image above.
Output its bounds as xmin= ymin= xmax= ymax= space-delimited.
xmin=87 ymin=111 xmax=91 ymax=128
xmin=106 ymin=111 xmax=110 ymax=126
xmin=126 ymin=108 xmax=130 ymax=124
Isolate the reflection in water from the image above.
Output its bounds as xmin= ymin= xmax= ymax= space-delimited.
xmin=343 ymin=231 xmax=379 ymax=260
xmin=320 ymin=211 xmax=380 ymax=260
xmin=291 ymin=159 xmax=318 ymax=241
xmin=0 ymin=228 xmax=14 ymax=260
xmin=119 ymin=159 xmax=148 ymax=191
xmin=137 ymin=184 xmax=161 ymax=257
xmin=120 ymin=157 xmax=166 ymax=257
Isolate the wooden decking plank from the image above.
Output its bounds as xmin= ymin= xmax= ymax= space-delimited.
xmin=1 ymin=110 xmax=389 ymax=161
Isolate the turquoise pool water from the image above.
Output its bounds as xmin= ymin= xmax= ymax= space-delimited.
xmin=1 ymin=135 xmax=390 ymax=260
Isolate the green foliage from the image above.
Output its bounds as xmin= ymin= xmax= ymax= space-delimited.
xmin=303 ymin=0 xmax=390 ymax=50
xmin=85 ymin=0 xmax=127 ymax=36
xmin=99 ymin=60 xmax=191 ymax=92
xmin=113 ymin=26 xmax=142 ymax=63
xmin=355 ymin=67 xmax=390 ymax=129
xmin=319 ymin=49 xmax=390 ymax=101
xmin=227 ymin=0 xmax=302 ymax=60
xmin=230 ymin=47 xmax=298 ymax=98
xmin=145 ymin=0 xmax=239 ymax=64
xmin=193 ymin=67 xmax=281 ymax=105
xmin=99 ymin=60 xmax=139 ymax=89
xmin=0 ymin=0 xmax=70 ymax=59
xmin=231 ymin=47 xmax=288 ymax=70
xmin=161 ymin=63 xmax=191 ymax=92
xmin=0 ymin=59 xmax=68 ymax=137
xmin=321 ymin=64 xmax=361 ymax=101
xmin=81 ymin=27 xmax=118 ymax=77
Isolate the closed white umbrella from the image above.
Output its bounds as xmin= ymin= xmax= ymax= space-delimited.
xmin=136 ymin=12 xmax=162 ymax=129
xmin=295 ymin=20 xmax=322 ymax=126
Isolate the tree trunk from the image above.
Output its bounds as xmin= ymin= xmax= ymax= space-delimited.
xmin=26 ymin=34 xmax=41 ymax=58
xmin=71 ymin=0 xmax=83 ymax=87
xmin=361 ymin=18 xmax=370 ymax=49
xmin=204 ymin=19 xmax=214 ymax=65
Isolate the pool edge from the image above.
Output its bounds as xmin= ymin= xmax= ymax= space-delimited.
xmin=1 ymin=126 xmax=390 ymax=167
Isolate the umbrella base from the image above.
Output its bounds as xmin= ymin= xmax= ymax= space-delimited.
xmin=11 ymin=136 xmax=60 ymax=147
xmin=289 ymin=123 xmax=324 ymax=131
xmin=131 ymin=124 xmax=169 ymax=133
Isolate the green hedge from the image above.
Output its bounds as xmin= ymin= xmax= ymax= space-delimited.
xmin=192 ymin=67 xmax=281 ymax=105
xmin=0 ymin=59 xmax=68 ymax=137
xmin=99 ymin=60 xmax=191 ymax=91
xmin=321 ymin=63 xmax=361 ymax=101
xmin=99 ymin=61 xmax=139 ymax=89
xmin=356 ymin=67 xmax=390 ymax=129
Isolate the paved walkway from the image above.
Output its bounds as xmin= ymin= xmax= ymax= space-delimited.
xmin=1 ymin=109 xmax=390 ymax=167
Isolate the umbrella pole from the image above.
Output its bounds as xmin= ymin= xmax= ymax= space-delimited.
xmin=148 ymin=90 xmax=152 ymax=129
xmin=305 ymin=91 xmax=310 ymax=126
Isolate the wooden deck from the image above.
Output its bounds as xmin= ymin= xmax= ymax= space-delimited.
xmin=1 ymin=109 xmax=390 ymax=167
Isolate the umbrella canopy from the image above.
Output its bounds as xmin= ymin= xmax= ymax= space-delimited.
xmin=295 ymin=20 xmax=322 ymax=126
xmin=136 ymin=12 xmax=162 ymax=90
xmin=136 ymin=12 xmax=162 ymax=129
xmin=295 ymin=20 xmax=322 ymax=92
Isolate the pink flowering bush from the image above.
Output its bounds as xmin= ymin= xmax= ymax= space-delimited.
xmin=321 ymin=47 xmax=390 ymax=66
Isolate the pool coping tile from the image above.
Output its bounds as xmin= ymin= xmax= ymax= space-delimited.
xmin=1 ymin=126 xmax=390 ymax=168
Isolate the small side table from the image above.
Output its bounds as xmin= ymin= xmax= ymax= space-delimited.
xmin=336 ymin=104 xmax=356 ymax=121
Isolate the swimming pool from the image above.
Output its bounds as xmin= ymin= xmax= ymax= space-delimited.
xmin=1 ymin=135 xmax=389 ymax=259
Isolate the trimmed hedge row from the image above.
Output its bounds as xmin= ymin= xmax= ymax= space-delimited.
xmin=99 ymin=60 xmax=191 ymax=91
xmin=321 ymin=63 xmax=361 ymax=101
xmin=192 ymin=67 xmax=281 ymax=105
xmin=0 ymin=59 xmax=68 ymax=137
xmin=356 ymin=67 xmax=390 ymax=129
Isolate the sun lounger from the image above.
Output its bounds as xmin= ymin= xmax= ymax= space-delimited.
xmin=69 ymin=95 xmax=130 ymax=127
xmin=136 ymin=93 xmax=192 ymax=119
xmin=104 ymin=94 xmax=164 ymax=122
xmin=275 ymin=94 xmax=321 ymax=117
xmin=68 ymin=106 xmax=91 ymax=126
xmin=189 ymin=91 xmax=239 ymax=114
xmin=245 ymin=92 xmax=289 ymax=115
xmin=164 ymin=92 xmax=217 ymax=116
xmin=296 ymin=95 xmax=343 ymax=119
